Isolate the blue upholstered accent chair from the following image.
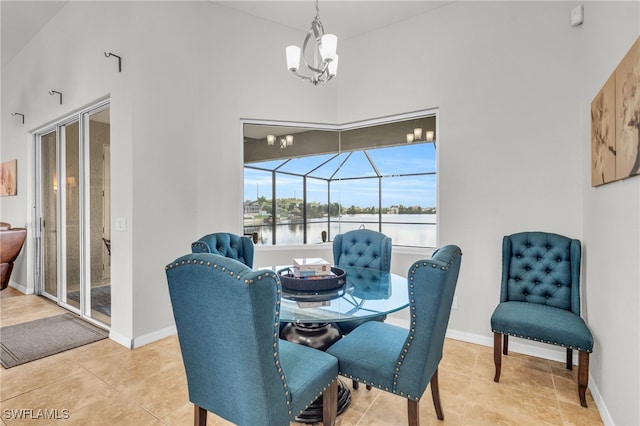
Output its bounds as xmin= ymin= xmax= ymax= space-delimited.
xmin=166 ymin=253 xmax=338 ymax=426
xmin=191 ymin=232 xmax=254 ymax=268
xmin=332 ymin=229 xmax=392 ymax=335
xmin=332 ymin=228 xmax=393 ymax=390
xmin=327 ymin=245 xmax=462 ymax=425
xmin=490 ymin=232 xmax=593 ymax=407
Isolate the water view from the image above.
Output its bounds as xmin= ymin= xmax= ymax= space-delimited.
xmin=244 ymin=213 xmax=437 ymax=247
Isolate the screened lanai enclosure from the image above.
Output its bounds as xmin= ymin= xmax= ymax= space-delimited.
xmin=243 ymin=114 xmax=437 ymax=248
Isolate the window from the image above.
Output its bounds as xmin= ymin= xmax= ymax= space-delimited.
xmin=243 ymin=112 xmax=437 ymax=247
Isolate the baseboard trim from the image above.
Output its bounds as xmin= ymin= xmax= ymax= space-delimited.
xmin=9 ymin=281 xmax=33 ymax=294
xmin=131 ymin=325 xmax=177 ymax=349
xmin=108 ymin=325 xmax=178 ymax=349
xmin=108 ymin=329 xmax=133 ymax=349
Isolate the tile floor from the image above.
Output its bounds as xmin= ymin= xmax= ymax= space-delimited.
xmin=1 ymin=287 xmax=603 ymax=425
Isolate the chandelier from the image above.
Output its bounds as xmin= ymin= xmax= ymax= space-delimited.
xmin=285 ymin=0 xmax=338 ymax=85
xmin=267 ymin=134 xmax=293 ymax=150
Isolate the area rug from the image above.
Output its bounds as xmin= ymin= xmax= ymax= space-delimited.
xmin=0 ymin=313 xmax=108 ymax=368
xmin=67 ymin=286 xmax=111 ymax=317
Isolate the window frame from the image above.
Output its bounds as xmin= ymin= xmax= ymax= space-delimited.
xmin=242 ymin=109 xmax=439 ymax=248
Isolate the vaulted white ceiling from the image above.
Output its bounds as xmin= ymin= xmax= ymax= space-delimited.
xmin=1 ymin=1 xmax=452 ymax=68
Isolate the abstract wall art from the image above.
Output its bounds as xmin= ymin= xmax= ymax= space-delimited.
xmin=0 ymin=159 xmax=17 ymax=196
xmin=591 ymin=36 xmax=640 ymax=186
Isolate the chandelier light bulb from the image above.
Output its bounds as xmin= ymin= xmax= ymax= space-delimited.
xmin=267 ymin=135 xmax=276 ymax=146
xmin=319 ymin=34 xmax=338 ymax=61
xmin=413 ymin=127 xmax=423 ymax=141
xmin=426 ymin=131 xmax=435 ymax=141
xmin=286 ymin=135 xmax=294 ymax=146
xmin=406 ymin=133 xmax=415 ymax=144
xmin=286 ymin=46 xmax=301 ymax=71
xmin=328 ymin=54 xmax=339 ymax=77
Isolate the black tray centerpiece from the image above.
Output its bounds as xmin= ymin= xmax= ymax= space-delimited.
xmin=277 ymin=266 xmax=346 ymax=294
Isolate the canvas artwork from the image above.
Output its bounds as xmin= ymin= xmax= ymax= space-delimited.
xmin=591 ymin=36 xmax=640 ymax=186
xmin=615 ymin=37 xmax=640 ymax=180
xmin=591 ymin=73 xmax=616 ymax=186
xmin=0 ymin=159 xmax=17 ymax=196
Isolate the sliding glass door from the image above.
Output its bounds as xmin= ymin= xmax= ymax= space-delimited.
xmin=35 ymin=101 xmax=111 ymax=327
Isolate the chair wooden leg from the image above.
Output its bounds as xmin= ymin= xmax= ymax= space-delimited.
xmin=578 ymin=351 xmax=589 ymax=408
xmin=194 ymin=404 xmax=207 ymax=426
xmin=322 ymin=380 xmax=338 ymax=426
xmin=503 ymin=334 xmax=509 ymax=355
xmin=493 ymin=332 xmax=502 ymax=382
xmin=408 ymin=399 xmax=420 ymax=426
xmin=430 ymin=368 xmax=444 ymax=420
xmin=566 ymin=348 xmax=573 ymax=370
xmin=352 ymin=379 xmax=371 ymax=391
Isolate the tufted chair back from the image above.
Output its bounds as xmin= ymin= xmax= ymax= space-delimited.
xmin=166 ymin=253 xmax=338 ymax=426
xmin=500 ymin=231 xmax=581 ymax=315
xmin=191 ymin=232 xmax=254 ymax=268
xmin=1 ymin=225 xmax=27 ymax=291
xmin=333 ymin=229 xmax=391 ymax=271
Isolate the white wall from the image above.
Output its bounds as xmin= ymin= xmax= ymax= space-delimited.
xmin=579 ymin=2 xmax=640 ymax=425
xmin=339 ymin=0 xmax=586 ymax=337
xmin=335 ymin=2 xmax=639 ymax=424
xmin=1 ymin=1 xmax=638 ymax=424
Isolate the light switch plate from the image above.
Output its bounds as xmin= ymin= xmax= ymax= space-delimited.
xmin=115 ymin=217 xmax=127 ymax=232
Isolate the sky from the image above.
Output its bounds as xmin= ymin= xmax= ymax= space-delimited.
xmin=244 ymin=143 xmax=436 ymax=208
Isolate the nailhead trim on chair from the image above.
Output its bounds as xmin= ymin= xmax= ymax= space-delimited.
xmin=491 ymin=329 xmax=592 ymax=353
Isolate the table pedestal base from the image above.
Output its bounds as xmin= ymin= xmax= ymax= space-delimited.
xmin=281 ymin=322 xmax=350 ymax=423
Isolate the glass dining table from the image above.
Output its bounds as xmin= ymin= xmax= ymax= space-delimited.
xmin=268 ymin=265 xmax=410 ymax=423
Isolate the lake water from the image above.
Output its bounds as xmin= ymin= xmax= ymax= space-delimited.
xmin=244 ymin=214 xmax=437 ymax=247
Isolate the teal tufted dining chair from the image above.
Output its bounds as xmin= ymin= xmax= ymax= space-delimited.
xmin=332 ymin=229 xmax=392 ymax=335
xmin=332 ymin=228 xmax=393 ymax=390
xmin=166 ymin=253 xmax=338 ymax=426
xmin=327 ymin=245 xmax=462 ymax=425
xmin=191 ymin=232 xmax=254 ymax=268
xmin=490 ymin=231 xmax=593 ymax=407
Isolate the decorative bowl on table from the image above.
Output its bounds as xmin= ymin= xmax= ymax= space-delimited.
xmin=277 ymin=266 xmax=346 ymax=294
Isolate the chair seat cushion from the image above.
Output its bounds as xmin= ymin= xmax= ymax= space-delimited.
xmin=491 ymin=301 xmax=593 ymax=352
xmin=279 ymin=340 xmax=338 ymax=417
xmin=327 ymin=321 xmax=408 ymax=391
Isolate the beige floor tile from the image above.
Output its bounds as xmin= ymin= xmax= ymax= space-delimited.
xmin=117 ymin=359 xmax=188 ymax=419
xmin=463 ymin=378 xmax=561 ymax=426
xmin=0 ymin=370 xmax=119 ymax=416
xmin=78 ymin=345 xmax=183 ymax=391
xmin=0 ymin=352 xmax=86 ymax=401
xmin=0 ymin=297 xmax=65 ymax=328
xmin=49 ymin=392 xmax=163 ymax=426
xmin=558 ymin=400 xmax=603 ymax=425
xmin=152 ymin=334 xmax=183 ymax=358
xmin=553 ymin=374 xmax=596 ymax=408
xmin=1 ymin=293 xmax=604 ymax=426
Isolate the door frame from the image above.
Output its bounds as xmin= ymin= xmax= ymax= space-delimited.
xmin=33 ymin=99 xmax=111 ymax=326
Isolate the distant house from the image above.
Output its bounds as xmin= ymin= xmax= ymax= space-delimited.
xmin=244 ymin=201 xmax=260 ymax=216
xmin=388 ymin=206 xmax=399 ymax=214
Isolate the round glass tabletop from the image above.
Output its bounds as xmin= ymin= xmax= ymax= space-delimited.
xmin=276 ymin=265 xmax=409 ymax=324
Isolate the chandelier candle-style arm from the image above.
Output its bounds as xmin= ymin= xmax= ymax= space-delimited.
xmin=285 ymin=0 xmax=338 ymax=85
